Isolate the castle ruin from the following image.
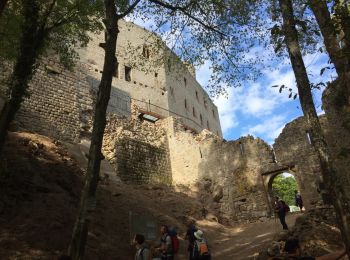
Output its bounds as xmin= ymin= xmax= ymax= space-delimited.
xmin=1 ymin=20 xmax=348 ymax=223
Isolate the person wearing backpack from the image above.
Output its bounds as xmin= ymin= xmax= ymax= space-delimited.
xmin=133 ymin=234 xmax=151 ymax=260
xmin=185 ymin=221 xmax=197 ymax=260
xmin=154 ymin=225 xmax=174 ymax=260
xmin=192 ymin=230 xmax=211 ymax=260
xmin=274 ymin=196 xmax=289 ymax=230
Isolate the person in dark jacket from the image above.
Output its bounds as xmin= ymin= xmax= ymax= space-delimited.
xmin=185 ymin=221 xmax=197 ymax=260
xmin=295 ymin=190 xmax=304 ymax=212
xmin=275 ymin=196 xmax=288 ymax=230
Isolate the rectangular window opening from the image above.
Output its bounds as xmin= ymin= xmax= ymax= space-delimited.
xmin=142 ymin=45 xmax=150 ymax=59
xmin=184 ymin=99 xmax=188 ymax=110
xmin=193 ymin=107 xmax=196 ymax=118
xmin=113 ymin=62 xmax=119 ymax=78
xmin=306 ymin=131 xmax=313 ymax=144
xmin=272 ymin=149 xmax=277 ymax=163
xmin=167 ymin=59 xmax=171 ymax=71
xmin=196 ymin=91 xmax=199 ymax=100
xmin=184 ymin=77 xmax=187 ymax=87
xmin=239 ymin=142 xmax=244 ymax=155
xmin=125 ymin=66 xmax=131 ymax=82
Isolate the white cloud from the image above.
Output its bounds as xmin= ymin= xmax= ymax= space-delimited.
xmin=242 ymin=115 xmax=287 ymax=143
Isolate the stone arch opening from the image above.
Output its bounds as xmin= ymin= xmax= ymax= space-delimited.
xmin=268 ymin=172 xmax=301 ymax=211
xmin=262 ymin=167 xmax=304 ymax=216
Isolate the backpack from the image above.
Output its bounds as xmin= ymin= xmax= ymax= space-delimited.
xmin=196 ymin=240 xmax=210 ymax=256
xmin=168 ymin=229 xmax=180 ymax=254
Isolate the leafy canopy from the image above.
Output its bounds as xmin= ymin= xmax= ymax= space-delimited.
xmin=272 ymin=174 xmax=298 ymax=206
xmin=0 ymin=0 xmax=104 ymax=68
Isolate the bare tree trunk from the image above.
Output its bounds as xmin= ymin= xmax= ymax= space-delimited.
xmin=309 ymin=0 xmax=349 ymax=75
xmin=0 ymin=0 xmax=44 ymax=154
xmin=0 ymin=0 xmax=8 ymax=17
xmin=68 ymin=0 xmax=118 ymax=259
xmin=279 ymin=0 xmax=350 ymax=256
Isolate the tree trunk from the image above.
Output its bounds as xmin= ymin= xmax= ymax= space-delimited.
xmin=334 ymin=0 xmax=350 ymax=68
xmin=0 ymin=0 xmax=8 ymax=17
xmin=279 ymin=0 xmax=350 ymax=256
xmin=309 ymin=0 xmax=349 ymax=76
xmin=0 ymin=0 xmax=44 ymax=154
xmin=68 ymin=0 xmax=118 ymax=259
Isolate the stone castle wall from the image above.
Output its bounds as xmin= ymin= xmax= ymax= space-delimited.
xmin=322 ymin=77 xmax=350 ymax=203
xmin=102 ymin=113 xmax=171 ymax=185
xmin=273 ymin=117 xmax=323 ymax=209
xmin=0 ymin=58 xmax=131 ymax=142
xmin=0 ymin=59 xmax=93 ymax=142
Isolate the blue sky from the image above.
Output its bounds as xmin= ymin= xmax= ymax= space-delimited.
xmin=197 ymin=52 xmax=334 ymax=144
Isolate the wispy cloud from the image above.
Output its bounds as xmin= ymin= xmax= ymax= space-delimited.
xmin=242 ymin=115 xmax=287 ymax=144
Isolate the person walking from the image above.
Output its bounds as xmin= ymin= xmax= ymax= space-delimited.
xmin=275 ymin=196 xmax=289 ymax=230
xmin=154 ymin=225 xmax=173 ymax=260
xmin=295 ymin=190 xmax=304 ymax=212
xmin=192 ymin=230 xmax=211 ymax=260
xmin=185 ymin=221 xmax=197 ymax=260
xmin=133 ymin=234 xmax=151 ymax=260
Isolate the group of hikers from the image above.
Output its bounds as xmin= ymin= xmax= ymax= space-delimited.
xmin=132 ymin=222 xmax=211 ymax=260
xmin=274 ymin=190 xmax=304 ymax=231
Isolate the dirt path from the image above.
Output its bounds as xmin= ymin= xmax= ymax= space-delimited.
xmin=195 ymin=214 xmax=299 ymax=260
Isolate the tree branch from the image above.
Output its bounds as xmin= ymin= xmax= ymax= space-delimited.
xmin=117 ymin=0 xmax=142 ymax=19
xmin=148 ymin=0 xmax=227 ymax=37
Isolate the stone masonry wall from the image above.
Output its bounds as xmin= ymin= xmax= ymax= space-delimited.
xmin=114 ymin=137 xmax=171 ymax=184
xmin=273 ymin=117 xmax=323 ymax=209
xmin=198 ymin=136 xmax=275 ymax=222
xmin=0 ymin=58 xmax=95 ymax=142
xmin=164 ymin=116 xmax=275 ymax=222
xmin=322 ymin=78 xmax=350 ymax=204
xmin=102 ymin=113 xmax=171 ymax=185
xmin=0 ymin=58 xmax=131 ymax=142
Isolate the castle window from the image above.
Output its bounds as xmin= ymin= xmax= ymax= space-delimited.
xmin=167 ymin=59 xmax=171 ymax=71
xmin=184 ymin=77 xmax=187 ymax=87
xmin=142 ymin=45 xmax=150 ymax=59
xmin=212 ymin=109 xmax=216 ymax=118
xmin=207 ymin=120 xmax=210 ymax=130
xmin=204 ymin=99 xmax=207 ymax=109
xmin=155 ymin=72 xmax=158 ymax=78
xmin=306 ymin=131 xmax=312 ymax=144
xmin=239 ymin=142 xmax=244 ymax=155
xmin=184 ymin=99 xmax=188 ymax=110
xmin=113 ymin=62 xmax=119 ymax=78
xmin=193 ymin=107 xmax=196 ymax=118
xmin=200 ymin=114 xmax=203 ymax=125
xmin=125 ymin=66 xmax=131 ymax=81
xmin=196 ymin=91 xmax=199 ymax=100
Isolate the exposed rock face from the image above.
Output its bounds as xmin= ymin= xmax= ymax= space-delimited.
xmin=258 ymin=208 xmax=344 ymax=259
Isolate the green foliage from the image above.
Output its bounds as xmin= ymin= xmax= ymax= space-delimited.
xmin=0 ymin=0 xmax=104 ymax=68
xmin=272 ymin=174 xmax=298 ymax=206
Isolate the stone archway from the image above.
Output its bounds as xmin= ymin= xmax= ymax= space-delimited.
xmin=261 ymin=165 xmax=301 ymax=216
